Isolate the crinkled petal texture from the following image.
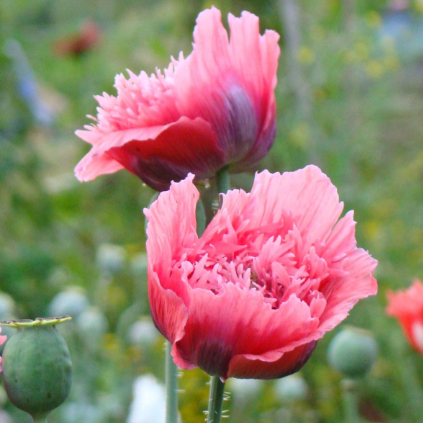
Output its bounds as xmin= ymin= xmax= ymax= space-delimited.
xmin=387 ymin=280 xmax=423 ymax=354
xmin=145 ymin=166 xmax=378 ymax=380
xmin=75 ymin=7 xmax=280 ymax=191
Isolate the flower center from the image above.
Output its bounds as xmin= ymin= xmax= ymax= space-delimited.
xmin=181 ymin=234 xmax=328 ymax=312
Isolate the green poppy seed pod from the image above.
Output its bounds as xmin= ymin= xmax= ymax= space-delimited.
xmin=0 ymin=317 xmax=72 ymax=421
xmin=327 ymin=327 xmax=378 ymax=379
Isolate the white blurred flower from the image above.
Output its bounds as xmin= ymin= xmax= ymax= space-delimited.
xmin=0 ymin=292 xmax=15 ymax=321
xmin=274 ymin=374 xmax=308 ymax=402
xmin=0 ymin=410 xmax=12 ymax=423
xmin=128 ymin=317 xmax=159 ymax=347
xmin=126 ymin=375 xmax=166 ymax=423
xmin=48 ymin=287 xmax=90 ymax=318
xmin=229 ymin=378 xmax=263 ymax=399
xmin=61 ymin=402 xmax=102 ymax=423
xmin=77 ymin=307 xmax=108 ymax=345
xmin=130 ymin=253 xmax=148 ymax=278
xmin=96 ymin=244 xmax=126 ymax=275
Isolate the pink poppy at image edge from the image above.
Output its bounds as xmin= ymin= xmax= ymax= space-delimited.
xmin=74 ymin=7 xmax=280 ymax=191
xmin=386 ymin=279 xmax=423 ymax=354
xmin=0 ymin=329 xmax=7 ymax=372
xmin=144 ymin=165 xmax=378 ymax=380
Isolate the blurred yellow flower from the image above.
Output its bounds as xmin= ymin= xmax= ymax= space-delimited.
xmin=103 ymin=333 xmax=119 ymax=353
xmin=355 ymin=42 xmax=370 ymax=61
xmin=346 ymin=42 xmax=370 ymax=64
xmin=371 ymin=198 xmax=397 ymax=219
xmin=289 ymin=122 xmax=311 ymax=148
xmin=398 ymin=150 xmax=423 ymax=182
xmin=297 ymin=46 xmax=315 ymax=64
xmin=383 ymin=55 xmax=400 ymax=71
xmin=366 ymin=60 xmax=384 ymax=78
xmin=416 ymin=0 xmax=423 ymax=14
xmin=107 ymin=285 xmax=127 ymax=308
xmin=411 ymin=229 xmax=423 ymax=247
xmin=313 ymin=88 xmax=327 ymax=102
xmin=362 ymin=220 xmax=383 ymax=242
xmin=366 ymin=11 xmax=382 ymax=28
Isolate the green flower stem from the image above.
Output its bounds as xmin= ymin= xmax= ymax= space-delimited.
xmin=207 ymin=376 xmax=226 ymax=423
xmin=165 ymin=340 xmax=178 ymax=423
xmin=341 ymin=379 xmax=360 ymax=423
xmin=205 ymin=167 xmax=230 ymax=423
xmin=216 ymin=165 xmax=230 ymax=195
xmin=32 ymin=414 xmax=49 ymax=423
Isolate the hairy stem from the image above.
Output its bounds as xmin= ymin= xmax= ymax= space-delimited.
xmin=165 ymin=340 xmax=178 ymax=423
xmin=207 ymin=376 xmax=226 ymax=423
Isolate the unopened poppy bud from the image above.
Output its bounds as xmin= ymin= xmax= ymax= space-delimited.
xmin=0 ymin=317 xmax=72 ymax=421
xmin=327 ymin=327 xmax=378 ymax=378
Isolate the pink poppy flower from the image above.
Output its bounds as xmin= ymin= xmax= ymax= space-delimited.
xmin=75 ymin=7 xmax=280 ymax=191
xmin=144 ymin=165 xmax=378 ymax=380
xmin=387 ymin=279 xmax=423 ymax=354
xmin=0 ymin=328 xmax=7 ymax=372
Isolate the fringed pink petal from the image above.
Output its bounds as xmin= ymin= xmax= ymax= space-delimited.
xmin=74 ymin=149 xmax=124 ymax=181
xmin=236 ymin=24 xmax=280 ymax=170
xmin=199 ymin=187 xmax=250 ymax=249
xmin=145 ymin=174 xmax=199 ymax=272
xmin=322 ymin=211 xmax=357 ymax=261
xmin=76 ymin=117 xmax=224 ymax=190
xmin=247 ymin=167 xmax=344 ymax=247
xmin=90 ymin=67 xmax=179 ymax=132
xmin=175 ymin=7 xmax=279 ymax=164
xmin=174 ymin=284 xmax=318 ymax=379
xmin=148 ymin=271 xmax=188 ymax=346
xmin=75 ymin=126 xmax=167 ymax=181
xmin=318 ymin=249 xmax=378 ymax=333
xmin=227 ymin=341 xmax=317 ymax=380
xmin=203 ymin=166 xmax=344 ymax=252
xmin=146 ymin=176 xmax=201 ymax=350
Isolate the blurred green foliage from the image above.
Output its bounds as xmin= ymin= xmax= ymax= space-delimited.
xmin=1 ymin=0 xmax=423 ymax=422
